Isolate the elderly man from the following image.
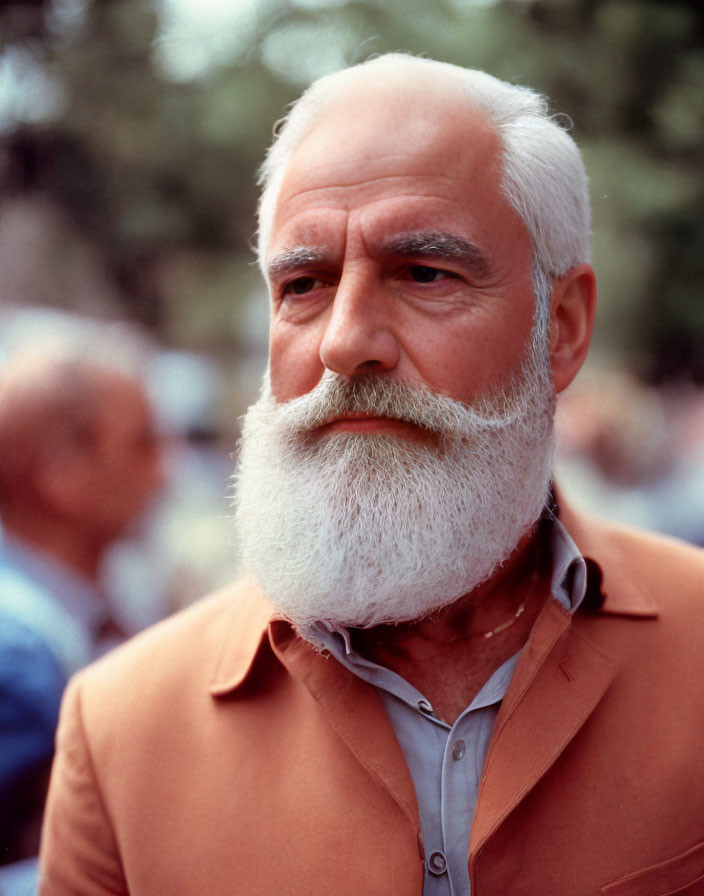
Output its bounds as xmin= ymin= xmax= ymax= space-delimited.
xmin=0 ymin=338 xmax=164 ymax=872
xmin=40 ymin=55 xmax=704 ymax=895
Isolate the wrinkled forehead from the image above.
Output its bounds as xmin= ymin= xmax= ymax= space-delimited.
xmin=260 ymin=76 xmax=505 ymax=266
xmin=267 ymin=92 xmax=504 ymax=253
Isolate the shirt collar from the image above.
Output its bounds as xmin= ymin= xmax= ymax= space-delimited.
xmin=546 ymin=511 xmax=587 ymax=613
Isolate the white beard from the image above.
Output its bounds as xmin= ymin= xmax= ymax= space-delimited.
xmin=232 ymin=330 xmax=555 ymax=629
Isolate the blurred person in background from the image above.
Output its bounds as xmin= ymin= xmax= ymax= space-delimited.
xmin=0 ymin=333 xmax=164 ymax=887
xmin=556 ymin=371 xmax=704 ymax=546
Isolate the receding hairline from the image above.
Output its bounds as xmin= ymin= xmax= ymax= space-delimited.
xmin=257 ymin=53 xmax=591 ymax=282
xmin=259 ymin=70 xmax=510 ymax=272
xmin=258 ymin=56 xmax=514 ymax=228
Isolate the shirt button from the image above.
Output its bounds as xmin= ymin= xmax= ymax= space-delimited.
xmin=452 ymin=739 xmax=466 ymax=761
xmin=417 ymin=699 xmax=433 ymax=715
xmin=427 ymin=850 xmax=447 ymax=875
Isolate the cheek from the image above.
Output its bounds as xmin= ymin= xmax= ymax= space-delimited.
xmin=268 ymin=323 xmax=325 ymax=402
xmin=406 ymin=311 xmax=535 ymax=402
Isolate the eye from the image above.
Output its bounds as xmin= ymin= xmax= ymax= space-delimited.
xmin=282 ymin=275 xmax=324 ymax=297
xmin=408 ymin=265 xmax=457 ymax=284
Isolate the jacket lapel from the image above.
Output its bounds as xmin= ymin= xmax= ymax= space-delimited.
xmin=470 ymin=597 xmax=617 ymax=858
xmin=270 ymin=620 xmax=421 ymax=834
xmin=470 ymin=496 xmax=658 ymax=860
xmin=207 ymin=583 xmax=420 ymax=837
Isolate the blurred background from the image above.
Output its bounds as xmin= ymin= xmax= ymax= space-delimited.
xmin=1 ymin=0 xmax=703 ymax=617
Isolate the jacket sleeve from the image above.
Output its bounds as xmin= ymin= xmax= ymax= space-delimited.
xmin=39 ymin=674 xmax=128 ymax=895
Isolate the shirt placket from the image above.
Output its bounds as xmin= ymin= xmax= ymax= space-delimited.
xmin=439 ymin=691 xmax=507 ymax=895
xmin=354 ymin=655 xmax=517 ymax=896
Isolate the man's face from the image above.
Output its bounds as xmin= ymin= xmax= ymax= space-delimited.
xmin=88 ymin=375 xmax=164 ymax=541
xmin=265 ymin=89 xmax=539 ymax=422
xmin=234 ymin=88 xmax=557 ymax=628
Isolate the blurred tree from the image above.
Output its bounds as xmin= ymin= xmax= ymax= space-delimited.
xmin=0 ymin=0 xmax=702 ymax=381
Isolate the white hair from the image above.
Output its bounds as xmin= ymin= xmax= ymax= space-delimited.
xmin=257 ymin=53 xmax=591 ymax=290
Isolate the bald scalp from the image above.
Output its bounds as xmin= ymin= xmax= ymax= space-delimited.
xmin=0 ymin=354 xmax=117 ymax=506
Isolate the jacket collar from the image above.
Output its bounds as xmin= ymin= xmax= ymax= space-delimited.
xmin=209 ymin=495 xmax=658 ymax=696
xmin=208 ymin=578 xmax=279 ymax=696
xmin=556 ymin=495 xmax=659 ymax=617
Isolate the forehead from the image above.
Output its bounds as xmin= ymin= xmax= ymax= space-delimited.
xmin=267 ymin=90 xmax=528 ymax=264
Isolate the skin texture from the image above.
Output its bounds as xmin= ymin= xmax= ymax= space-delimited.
xmin=263 ymin=84 xmax=597 ymax=722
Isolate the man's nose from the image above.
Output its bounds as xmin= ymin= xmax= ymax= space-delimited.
xmin=318 ymin=269 xmax=399 ymax=377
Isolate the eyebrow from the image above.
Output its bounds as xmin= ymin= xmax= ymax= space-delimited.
xmin=267 ymin=247 xmax=329 ymax=280
xmin=266 ymin=231 xmax=491 ymax=281
xmin=382 ymin=231 xmax=491 ymax=278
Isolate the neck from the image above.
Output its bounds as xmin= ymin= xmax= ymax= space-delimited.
xmin=2 ymin=510 xmax=104 ymax=582
xmin=351 ymin=521 xmax=552 ymax=724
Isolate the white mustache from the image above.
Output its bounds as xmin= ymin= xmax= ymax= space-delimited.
xmin=268 ymin=370 xmax=534 ymax=438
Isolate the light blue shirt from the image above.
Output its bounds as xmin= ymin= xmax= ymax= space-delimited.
xmin=0 ymin=532 xmax=115 ymax=677
xmin=307 ymin=516 xmax=587 ymax=896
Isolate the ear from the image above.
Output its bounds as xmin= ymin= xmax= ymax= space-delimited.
xmin=549 ymin=263 xmax=597 ymax=394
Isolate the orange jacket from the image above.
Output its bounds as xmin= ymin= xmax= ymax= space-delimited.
xmin=39 ymin=504 xmax=704 ymax=895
